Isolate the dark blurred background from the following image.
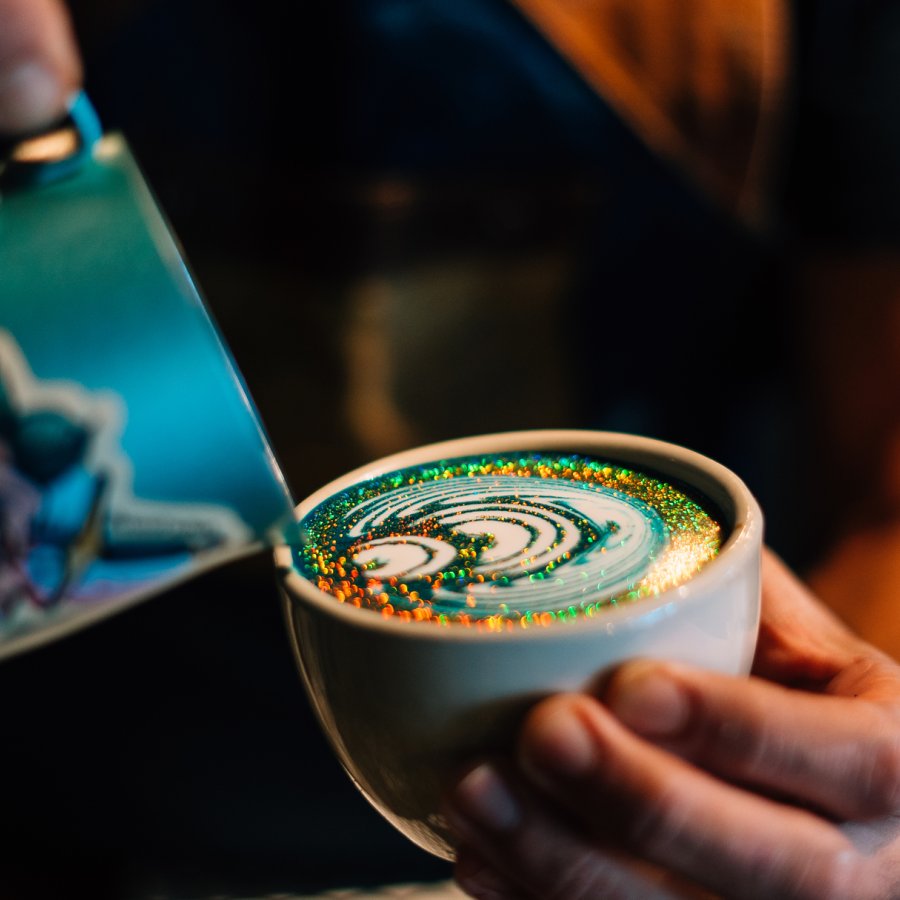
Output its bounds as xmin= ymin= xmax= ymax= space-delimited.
xmin=2 ymin=1 xmax=900 ymax=897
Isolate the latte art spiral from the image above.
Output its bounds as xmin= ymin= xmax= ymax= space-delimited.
xmin=345 ymin=478 xmax=665 ymax=613
xmin=294 ymin=453 xmax=722 ymax=629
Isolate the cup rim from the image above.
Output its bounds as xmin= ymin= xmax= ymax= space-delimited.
xmin=276 ymin=430 xmax=763 ymax=642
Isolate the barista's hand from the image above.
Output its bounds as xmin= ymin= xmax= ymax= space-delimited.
xmin=445 ymin=550 xmax=900 ymax=899
xmin=0 ymin=0 xmax=81 ymax=133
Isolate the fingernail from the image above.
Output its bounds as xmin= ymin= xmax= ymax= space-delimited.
xmin=606 ymin=662 xmax=689 ymax=737
xmin=522 ymin=702 xmax=596 ymax=780
xmin=0 ymin=62 xmax=63 ymax=133
xmin=450 ymin=763 xmax=521 ymax=833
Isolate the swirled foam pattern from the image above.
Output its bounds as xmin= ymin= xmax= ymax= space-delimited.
xmin=293 ymin=453 xmax=722 ymax=629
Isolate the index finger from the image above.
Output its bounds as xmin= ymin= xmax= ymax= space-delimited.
xmin=604 ymin=659 xmax=900 ymax=821
xmin=0 ymin=0 xmax=82 ymax=134
xmin=519 ymin=694 xmax=878 ymax=900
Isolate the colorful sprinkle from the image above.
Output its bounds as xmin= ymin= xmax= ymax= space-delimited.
xmin=292 ymin=452 xmax=722 ymax=629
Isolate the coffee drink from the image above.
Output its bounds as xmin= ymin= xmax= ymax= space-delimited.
xmin=292 ymin=451 xmax=722 ymax=629
xmin=278 ymin=431 xmax=762 ymax=860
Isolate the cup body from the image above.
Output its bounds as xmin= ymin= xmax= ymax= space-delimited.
xmin=276 ymin=430 xmax=763 ymax=859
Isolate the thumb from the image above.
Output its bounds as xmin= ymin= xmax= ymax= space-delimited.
xmin=753 ymin=547 xmax=873 ymax=685
xmin=0 ymin=0 xmax=82 ymax=134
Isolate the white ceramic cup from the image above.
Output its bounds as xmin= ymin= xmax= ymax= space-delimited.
xmin=275 ymin=430 xmax=763 ymax=860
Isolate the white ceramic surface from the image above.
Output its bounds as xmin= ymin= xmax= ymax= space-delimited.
xmin=276 ymin=431 xmax=763 ymax=860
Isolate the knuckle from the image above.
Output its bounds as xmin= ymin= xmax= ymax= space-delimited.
xmin=807 ymin=848 xmax=872 ymax=900
xmin=544 ymin=847 xmax=606 ymax=900
xmin=707 ymin=701 xmax=769 ymax=773
xmin=625 ymin=783 xmax=690 ymax=858
xmin=752 ymin=839 xmax=871 ymax=900
xmin=680 ymin=680 xmax=770 ymax=775
xmin=860 ymin=734 xmax=900 ymax=815
xmin=545 ymin=847 xmax=642 ymax=900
